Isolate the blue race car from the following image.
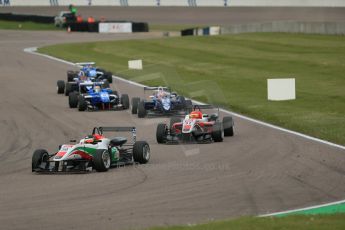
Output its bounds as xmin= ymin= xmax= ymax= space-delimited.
xmin=69 ymin=83 xmax=129 ymax=112
xmin=58 ymin=62 xmax=113 ymax=96
xmin=131 ymin=86 xmax=192 ymax=118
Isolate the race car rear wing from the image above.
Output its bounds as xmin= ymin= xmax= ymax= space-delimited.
xmin=94 ymin=127 xmax=137 ymax=142
xmin=75 ymin=62 xmax=96 ymax=67
xmin=144 ymin=86 xmax=170 ymax=91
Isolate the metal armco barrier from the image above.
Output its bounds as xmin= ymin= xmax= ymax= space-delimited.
xmin=2 ymin=0 xmax=345 ymax=7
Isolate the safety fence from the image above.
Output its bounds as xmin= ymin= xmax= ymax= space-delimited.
xmin=1 ymin=0 xmax=345 ymax=7
xmin=181 ymin=21 xmax=345 ymax=36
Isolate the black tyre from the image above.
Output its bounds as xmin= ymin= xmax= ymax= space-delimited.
xmin=105 ymin=72 xmax=113 ymax=83
xmin=78 ymin=95 xmax=87 ymax=111
xmin=179 ymin=96 xmax=186 ymax=109
xmin=133 ymin=141 xmax=150 ymax=164
xmin=67 ymin=71 xmax=77 ymax=82
xmin=138 ymin=100 xmax=147 ymax=118
xmin=121 ymin=94 xmax=130 ymax=109
xmin=223 ymin=116 xmax=234 ymax=136
xmin=185 ymin=99 xmax=193 ymax=111
xmin=156 ymin=123 xmax=167 ymax=144
xmin=170 ymin=117 xmax=181 ymax=130
xmin=131 ymin=97 xmax=140 ymax=114
xmin=57 ymin=80 xmax=65 ymax=94
xmin=69 ymin=91 xmax=78 ymax=108
xmin=92 ymin=149 xmax=111 ymax=172
xmin=65 ymin=82 xmax=72 ymax=96
xmin=32 ymin=149 xmax=49 ymax=172
xmin=102 ymin=80 xmax=110 ymax=89
xmin=212 ymin=122 xmax=224 ymax=142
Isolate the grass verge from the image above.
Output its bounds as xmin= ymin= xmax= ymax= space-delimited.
xmin=0 ymin=20 xmax=59 ymax=30
xmin=38 ymin=33 xmax=345 ymax=145
xmin=148 ymin=215 xmax=345 ymax=230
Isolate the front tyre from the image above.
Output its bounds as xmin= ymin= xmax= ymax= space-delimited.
xmin=69 ymin=92 xmax=78 ymax=108
xmin=93 ymin=149 xmax=111 ymax=172
xmin=133 ymin=141 xmax=150 ymax=164
xmin=131 ymin=97 xmax=140 ymax=114
xmin=121 ymin=94 xmax=130 ymax=109
xmin=32 ymin=149 xmax=49 ymax=172
xmin=156 ymin=123 xmax=168 ymax=144
xmin=78 ymin=95 xmax=87 ymax=111
xmin=138 ymin=100 xmax=147 ymax=118
xmin=57 ymin=80 xmax=65 ymax=94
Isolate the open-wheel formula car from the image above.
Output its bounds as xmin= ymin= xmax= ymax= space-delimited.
xmin=68 ymin=82 xmax=129 ymax=111
xmin=156 ymin=104 xmax=234 ymax=144
xmin=131 ymin=86 xmax=192 ymax=118
xmin=57 ymin=62 xmax=113 ymax=96
xmin=32 ymin=127 xmax=150 ymax=173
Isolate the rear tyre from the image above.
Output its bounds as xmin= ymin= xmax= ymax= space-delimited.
xmin=32 ymin=149 xmax=49 ymax=172
xmin=223 ymin=116 xmax=234 ymax=136
xmin=65 ymin=82 xmax=72 ymax=96
xmin=93 ymin=149 xmax=111 ymax=172
xmin=179 ymin=96 xmax=186 ymax=109
xmin=67 ymin=71 xmax=77 ymax=82
xmin=78 ymin=95 xmax=87 ymax=111
xmin=69 ymin=92 xmax=79 ymax=108
xmin=133 ymin=141 xmax=150 ymax=164
xmin=185 ymin=100 xmax=193 ymax=111
xmin=170 ymin=117 xmax=181 ymax=131
xmin=131 ymin=97 xmax=140 ymax=114
xmin=138 ymin=100 xmax=147 ymax=118
xmin=120 ymin=94 xmax=130 ymax=109
xmin=105 ymin=72 xmax=113 ymax=83
xmin=212 ymin=122 xmax=224 ymax=142
xmin=102 ymin=80 xmax=110 ymax=89
xmin=156 ymin=123 xmax=167 ymax=144
xmin=57 ymin=80 xmax=65 ymax=94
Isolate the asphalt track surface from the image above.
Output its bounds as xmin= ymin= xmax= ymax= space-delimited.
xmin=0 ymin=7 xmax=345 ymax=230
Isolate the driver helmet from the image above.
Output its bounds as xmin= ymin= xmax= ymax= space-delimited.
xmin=189 ymin=111 xmax=203 ymax=119
xmin=94 ymin=86 xmax=101 ymax=93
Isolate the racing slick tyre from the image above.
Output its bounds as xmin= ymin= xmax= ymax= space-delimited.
xmin=105 ymin=72 xmax=113 ymax=83
xmin=138 ymin=100 xmax=147 ymax=118
xmin=93 ymin=149 xmax=111 ymax=172
xmin=131 ymin=97 xmax=140 ymax=114
xmin=156 ymin=123 xmax=167 ymax=144
xmin=223 ymin=116 xmax=234 ymax=136
xmin=170 ymin=117 xmax=181 ymax=131
xmin=212 ymin=122 xmax=224 ymax=142
xmin=133 ymin=141 xmax=150 ymax=164
xmin=103 ymin=80 xmax=110 ymax=89
xmin=121 ymin=94 xmax=130 ymax=109
xmin=32 ymin=149 xmax=49 ymax=172
xmin=179 ymin=96 xmax=186 ymax=109
xmin=78 ymin=95 xmax=87 ymax=111
xmin=185 ymin=100 xmax=193 ymax=111
xmin=67 ymin=71 xmax=77 ymax=82
xmin=65 ymin=82 xmax=72 ymax=96
xmin=57 ymin=80 xmax=65 ymax=94
xmin=69 ymin=92 xmax=79 ymax=108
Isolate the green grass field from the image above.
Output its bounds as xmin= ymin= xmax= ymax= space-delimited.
xmin=0 ymin=20 xmax=59 ymax=30
xmin=148 ymin=215 xmax=345 ymax=230
xmin=38 ymin=33 xmax=345 ymax=145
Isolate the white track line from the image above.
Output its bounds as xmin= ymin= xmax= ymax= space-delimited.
xmin=260 ymin=199 xmax=345 ymax=217
xmin=25 ymin=46 xmax=345 ymax=216
xmin=24 ymin=47 xmax=345 ymax=151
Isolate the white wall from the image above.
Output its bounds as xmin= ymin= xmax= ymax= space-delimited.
xmin=2 ymin=0 xmax=345 ymax=7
